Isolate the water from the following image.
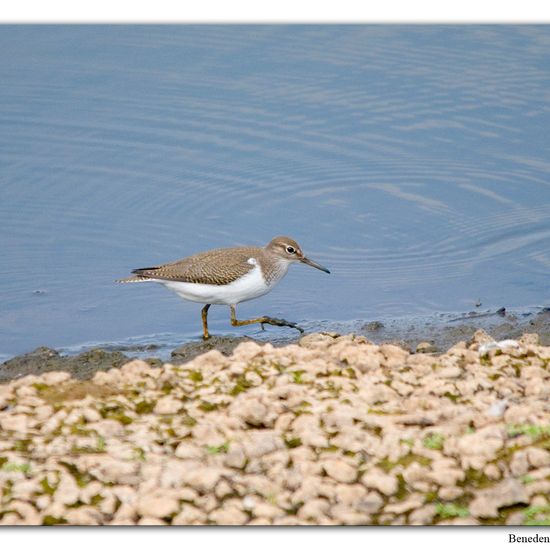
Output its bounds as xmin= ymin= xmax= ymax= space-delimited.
xmin=2 ymin=25 xmax=550 ymax=359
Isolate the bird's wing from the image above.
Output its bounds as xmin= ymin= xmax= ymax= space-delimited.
xmin=129 ymin=247 xmax=260 ymax=286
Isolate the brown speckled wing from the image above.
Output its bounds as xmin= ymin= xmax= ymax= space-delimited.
xmin=131 ymin=247 xmax=262 ymax=286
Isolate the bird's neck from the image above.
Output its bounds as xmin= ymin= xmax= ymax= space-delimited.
xmin=258 ymin=251 xmax=290 ymax=285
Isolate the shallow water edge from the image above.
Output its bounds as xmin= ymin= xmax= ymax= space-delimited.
xmin=3 ymin=307 xmax=550 ymax=381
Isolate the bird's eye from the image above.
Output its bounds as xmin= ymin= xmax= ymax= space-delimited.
xmin=286 ymin=246 xmax=296 ymax=254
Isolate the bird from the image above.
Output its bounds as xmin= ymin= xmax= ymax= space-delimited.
xmin=118 ymin=236 xmax=330 ymax=340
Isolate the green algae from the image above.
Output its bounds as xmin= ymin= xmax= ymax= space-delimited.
xmin=188 ymin=370 xmax=203 ymax=383
xmin=1 ymin=462 xmax=30 ymax=474
xmin=206 ymin=441 xmax=230 ymax=454
xmin=43 ymin=515 xmax=68 ymax=525
xmin=135 ymin=400 xmax=155 ymax=414
xmin=435 ymin=502 xmax=470 ymax=519
xmin=423 ymin=433 xmax=445 ymax=450
xmin=284 ymin=436 xmax=302 ymax=449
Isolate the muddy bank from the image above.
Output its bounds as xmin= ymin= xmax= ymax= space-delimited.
xmin=1 ymin=330 xmax=550 ymax=525
xmin=3 ymin=307 xmax=550 ymax=382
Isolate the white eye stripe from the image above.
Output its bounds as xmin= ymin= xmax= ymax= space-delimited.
xmin=247 ymin=257 xmax=257 ymax=265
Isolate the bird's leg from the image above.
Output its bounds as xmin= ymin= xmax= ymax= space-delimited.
xmin=201 ymin=304 xmax=211 ymax=340
xmin=230 ymin=305 xmax=304 ymax=334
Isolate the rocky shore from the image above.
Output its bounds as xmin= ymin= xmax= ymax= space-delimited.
xmin=1 ymin=330 xmax=550 ymax=525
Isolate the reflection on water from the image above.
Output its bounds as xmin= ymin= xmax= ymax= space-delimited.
xmin=1 ymin=25 xmax=550 ymax=358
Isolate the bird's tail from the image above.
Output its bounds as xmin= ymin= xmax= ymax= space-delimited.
xmin=116 ymin=275 xmax=152 ymax=283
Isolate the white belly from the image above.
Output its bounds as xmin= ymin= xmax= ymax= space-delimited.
xmin=154 ymin=265 xmax=273 ymax=306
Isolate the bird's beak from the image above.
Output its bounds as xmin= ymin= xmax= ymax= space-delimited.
xmin=300 ymin=256 xmax=330 ymax=274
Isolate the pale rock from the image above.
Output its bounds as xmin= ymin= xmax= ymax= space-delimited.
xmin=361 ymin=468 xmax=398 ymax=496
xmin=385 ymin=494 xmax=424 ymax=514
xmin=530 ymin=495 xmax=548 ymax=508
xmin=112 ymin=503 xmax=137 ymax=522
xmin=191 ymin=423 xmax=226 ymax=447
xmin=527 ymin=448 xmax=550 ymax=468
xmin=0 ymin=513 xmax=22 ymax=525
xmin=177 ymin=487 xmax=199 ymax=502
xmin=64 ymin=507 xmax=103 ymax=525
xmin=12 ymin=479 xmax=40 ymax=500
xmin=297 ymin=498 xmax=330 ymax=520
xmin=9 ymin=501 xmax=41 ymax=524
xmin=99 ymin=491 xmax=117 ymax=515
xmin=335 ymin=484 xmax=367 ymax=506
xmin=357 ymin=491 xmax=384 ymax=513
xmin=111 ymin=485 xmax=137 ymax=505
xmin=454 ymin=425 xmax=504 ymax=468
xmin=0 ymin=414 xmax=28 ymax=433
xmin=87 ymin=457 xmax=139 ymax=484
xmin=391 ymin=380 xmax=414 ymax=397
xmin=172 ymin=505 xmax=207 ymax=525
xmin=506 ymin=511 xmax=526 ymax=526
xmin=81 ymin=407 xmax=102 ymax=423
xmin=215 ymin=480 xmax=233 ymax=500
xmin=174 ymin=442 xmax=203 ymax=460
xmin=160 ymin=459 xmax=191 ymax=488
xmin=437 ymin=366 xmax=462 ymax=379
xmin=40 ymin=371 xmax=71 ymax=385
xmin=469 ymin=479 xmax=529 ymax=518
xmin=274 ymin=412 xmax=294 ymax=432
xmin=42 ymin=501 xmax=67 ymax=520
xmin=120 ymin=359 xmax=151 ymax=377
xmin=291 ymin=476 xmax=320 ymax=504
xmin=35 ymin=495 xmax=51 ymax=510
xmin=409 ymin=504 xmax=437 ymax=525
xmin=209 ymin=506 xmax=248 ymax=525
xmin=322 ymin=408 xmax=355 ymax=431
xmin=322 ymin=460 xmax=357 ymax=483
xmin=331 ymin=504 xmax=370 ymax=525
xmin=224 ymin=444 xmax=247 ymax=469
xmin=355 ymin=353 xmax=382 ymax=373
xmin=510 ymin=450 xmax=530 ymax=476
xmin=242 ymin=430 xmax=284 ymax=458
xmin=137 ymin=495 xmax=179 ymax=518
xmin=34 ymin=405 xmax=54 ymax=421
xmin=379 ymin=344 xmax=409 ymax=367
xmin=154 ymin=395 xmax=182 ymax=415
xmin=54 ymin=473 xmax=80 ymax=506
xmin=180 ymin=466 xmax=223 ymax=493
xmin=504 ymin=405 xmax=536 ymax=425
xmin=428 ymin=466 xmax=465 ymax=487
xmin=248 ymin=517 xmax=272 ymax=525
xmin=41 ymin=410 xmax=67 ymax=434
xmin=90 ymin=419 xmax=125 ymax=438
xmin=483 ymin=464 xmax=501 ymax=480
xmin=79 ymin=481 xmax=104 ymax=504
xmin=438 ymin=486 xmax=464 ymax=501
xmin=236 ymin=398 xmax=268 ymax=426
xmin=253 ymin=502 xmax=284 ymax=519
xmin=486 ymin=400 xmax=508 ymax=417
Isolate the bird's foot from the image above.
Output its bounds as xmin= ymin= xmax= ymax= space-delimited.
xmin=261 ymin=316 xmax=304 ymax=334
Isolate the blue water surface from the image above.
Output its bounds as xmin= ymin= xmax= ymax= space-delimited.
xmin=1 ymin=25 xmax=550 ymax=358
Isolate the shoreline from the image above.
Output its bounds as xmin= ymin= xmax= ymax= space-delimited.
xmin=3 ymin=306 xmax=550 ymax=382
xmin=1 ymin=329 xmax=550 ymax=525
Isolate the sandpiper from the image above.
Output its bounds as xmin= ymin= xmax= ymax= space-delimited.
xmin=118 ymin=236 xmax=330 ymax=339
